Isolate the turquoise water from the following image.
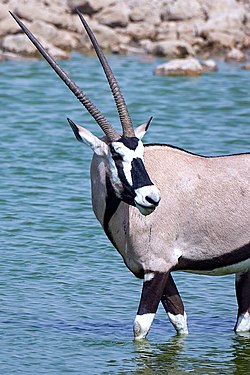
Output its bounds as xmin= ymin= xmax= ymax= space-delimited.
xmin=1 ymin=53 xmax=250 ymax=374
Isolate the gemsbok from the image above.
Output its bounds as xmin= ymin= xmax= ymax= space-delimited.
xmin=10 ymin=10 xmax=250 ymax=340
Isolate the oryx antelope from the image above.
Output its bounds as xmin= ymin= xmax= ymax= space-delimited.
xmin=11 ymin=10 xmax=250 ymax=340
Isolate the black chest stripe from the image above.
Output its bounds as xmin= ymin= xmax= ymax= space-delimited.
xmin=103 ymin=176 xmax=121 ymax=235
xmin=131 ymin=158 xmax=153 ymax=189
xmin=175 ymin=242 xmax=250 ymax=271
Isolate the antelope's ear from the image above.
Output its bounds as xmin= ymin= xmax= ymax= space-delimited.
xmin=67 ymin=118 xmax=108 ymax=156
xmin=134 ymin=116 xmax=153 ymax=140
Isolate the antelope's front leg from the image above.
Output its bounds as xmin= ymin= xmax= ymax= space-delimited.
xmin=161 ymin=273 xmax=188 ymax=335
xmin=133 ymin=271 xmax=169 ymax=340
xmin=234 ymin=269 xmax=250 ymax=332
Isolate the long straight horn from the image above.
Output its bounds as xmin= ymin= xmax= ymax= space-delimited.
xmin=9 ymin=11 xmax=120 ymax=142
xmin=76 ymin=9 xmax=135 ymax=138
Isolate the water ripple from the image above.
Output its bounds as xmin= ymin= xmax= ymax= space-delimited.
xmin=0 ymin=54 xmax=250 ymax=374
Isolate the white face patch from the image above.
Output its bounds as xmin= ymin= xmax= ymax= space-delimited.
xmin=107 ymin=139 xmax=161 ymax=215
xmin=110 ymin=140 xmax=145 ymax=185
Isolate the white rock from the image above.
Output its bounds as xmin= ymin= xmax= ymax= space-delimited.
xmin=0 ymin=3 xmax=9 ymax=21
xmin=200 ymin=59 xmax=218 ymax=72
xmin=148 ymin=40 xmax=195 ymax=58
xmin=0 ymin=16 xmax=21 ymax=37
xmin=127 ymin=22 xmax=157 ymax=42
xmin=161 ymin=0 xmax=204 ymax=21
xmin=88 ymin=20 xmax=121 ymax=49
xmin=154 ymin=57 xmax=218 ymax=76
xmin=67 ymin=0 xmax=115 ymax=15
xmin=2 ymin=34 xmax=37 ymax=55
xmin=2 ymin=33 xmax=69 ymax=59
xmin=96 ymin=2 xmax=130 ymax=28
xmin=225 ymin=48 xmax=245 ymax=62
xmin=154 ymin=58 xmax=203 ymax=76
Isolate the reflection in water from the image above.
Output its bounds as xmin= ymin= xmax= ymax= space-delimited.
xmin=130 ymin=331 xmax=250 ymax=375
xmin=231 ymin=333 xmax=250 ymax=375
xmin=132 ymin=335 xmax=186 ymax=374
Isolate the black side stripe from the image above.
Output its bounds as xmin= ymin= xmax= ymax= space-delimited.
xmin=176 ymin=242 xmax=250 ymax=272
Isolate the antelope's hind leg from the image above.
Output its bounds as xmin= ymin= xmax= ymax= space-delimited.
xmin=161 ymin=273 xmax=188 ymax=335
xmin=234 ymin=269 xmax=250 ymax=332
xmin=133 ymin=271 xmax=169 ymax=340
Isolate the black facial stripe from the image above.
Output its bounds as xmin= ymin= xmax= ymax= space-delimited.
xmin=115 ymin=160 xmax=136 ymax=205
xmin=117 ymin=136 xmax=139 ymax=150
xmin=110 ymin=145 xmax=122 ymax=161
xmin=131 ymin=158 xmax=153 ymax=190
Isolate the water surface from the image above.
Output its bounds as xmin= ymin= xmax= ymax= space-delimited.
xmin=1 ymin=53 xmax=250 ymax=374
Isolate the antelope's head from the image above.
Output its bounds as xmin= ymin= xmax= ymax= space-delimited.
xmin=11 ymin=10 xmax=161 ymax=216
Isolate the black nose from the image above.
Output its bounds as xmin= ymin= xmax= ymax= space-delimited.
xmin=145 ymin=196 xmax=160 ymax=206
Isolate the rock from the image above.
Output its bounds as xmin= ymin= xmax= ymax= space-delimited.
xmin=2 ymin=33 xmax=70 ymax=59
xmin=88 ymin=20 xmax=121 ymax=50
xmin=242 ymin=63 xmax=250 ymax=70
xmin=0 ymin=16 xmax=21 ymax=37
xmin=2 ymin=33 xmax=37 ymax=55
xmin=154 ymin=57 xmax=217 ymax=76
xmin=225 ymin=48 xmax=245 ymax=62
xmin=127 ymin=22 xmax=157 ymax=42
xmin=148 ymin=40 xmax=195 ymax=58
xmin=207 ymin=31 xmax=236 ymax=49
xmin=30 ymin=20 xmax=59 ymax=42
xmin=154 ymin=58 xmax=203 ymax=76
xmin=14 ymin=3 xmax=74 ymax=30
xmin=161 ymin=0 xmax=205 ymax=21
xmin=29 ymin=20 xmax=80 ymax=50
xmin=0 ymin=49 xmax=33 ymax=61
xmin=0 ymin=3 xmax=9 ymax=20
xmin=200 ymin=59 xmax=218 ymax=72
xmin=47 ymin=45 xmax=70 ymax=60
xmin=67 ymin=0 xmax=115 ymax=15
xmin=197 ymin=0 xmax=246 ymax=49
xmin=155 ymin=21 xmax=178 ymax=41
xmin=2 ymin=0 xmax=250 ymax=60
xmin=129 ymin=6 xmax=147 ymax=22
xmin=129 ymin=5 xmax=161 ymax=25
xmin=96 ymin=2 xmax=130 ymax=28
xmin=114 ymin=44 xmax=144 ymax=55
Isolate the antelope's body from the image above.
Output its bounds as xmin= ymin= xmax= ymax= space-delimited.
xmin=92 ymin=145 xmax=250 ymax=278
xmin=11 ymin=10 xmax=250 ymax=340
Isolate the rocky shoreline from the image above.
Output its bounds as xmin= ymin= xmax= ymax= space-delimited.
xmin=1 ymin=0 xmax=250 ymax=68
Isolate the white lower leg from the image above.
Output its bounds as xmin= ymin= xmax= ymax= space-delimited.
xmin=168 ymin=311 xmax=188 ymax=334
xmin=235 ymin=311 xmax=250 ymax=332
xmin=133 ymin=313 xmax=155 ymax=340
